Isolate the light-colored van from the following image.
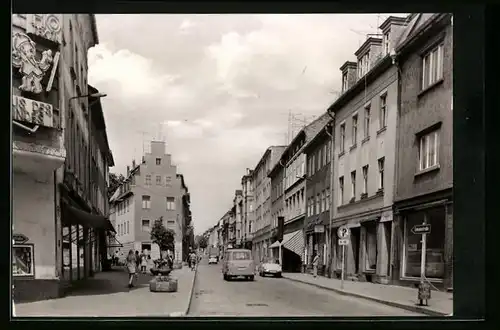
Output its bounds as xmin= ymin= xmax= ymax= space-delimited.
xmin=222 ymin=249 xmax=255 ymax=281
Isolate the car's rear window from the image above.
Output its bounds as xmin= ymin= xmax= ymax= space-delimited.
xmin=230 ymin=251 xmax=251 ymax=260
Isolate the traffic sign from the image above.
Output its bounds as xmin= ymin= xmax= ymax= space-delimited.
xmin=411 ymin=224 xmax=431 ymax=235
xmin=338 ymin=239 xmax=349 ymax=246
xmin=337 ymin=226 xmax=350 ymax=239
xmin=13 ymin=233 xmax=29 ymax=244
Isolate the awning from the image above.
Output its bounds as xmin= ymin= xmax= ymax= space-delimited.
xmin=269 ymin=241 xmax=281 ymax=249
xmin=107 ymin=234 xmax=123 ymax=248
xmin=61 ymin=202 xmax=115 ymax=232
xmin=282 ymin=230 xmax=304 ymax=260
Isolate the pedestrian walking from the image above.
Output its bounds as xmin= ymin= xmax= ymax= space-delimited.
xmin=312 ymin=252 xmax=319 ymax=278
xmin=189 ymin=251 xmax=197 ymax=271
xmin=126 ymin=250 xmax=137 ymax=288
xmin=140 ymin=254 xmax=147 ymax=274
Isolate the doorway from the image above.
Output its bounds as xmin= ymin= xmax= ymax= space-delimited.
xmin=384 ymin=222 xmax=392 ymax=276
xmin=141 ymin=243 xmax=152 ymax=255
xmin=351 ymin=227 xmax=361 ymax=274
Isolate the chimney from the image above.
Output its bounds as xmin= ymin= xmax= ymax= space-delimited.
xmin=132 ymin=159 xmax=136 ymax=168
xmin=339 ymin=61 xmax=358 ymax=93
xmin=126 ymin=166 xmax=130 ymax=177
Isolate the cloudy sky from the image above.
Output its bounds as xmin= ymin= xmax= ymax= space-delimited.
xmin=88 ymin=14 xmax=405 ymax=235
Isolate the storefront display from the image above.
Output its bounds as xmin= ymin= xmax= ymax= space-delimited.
xmin=364 ymin=223 xmax=377 ymax=271
xmin=13 ymin=244 xmax=34 ymax=277
xmin=403 ymin=207 xmax=445 ymax=279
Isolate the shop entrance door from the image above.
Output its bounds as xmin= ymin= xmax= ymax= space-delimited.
xmin=351 ymin=227 xmax=361 ymax=274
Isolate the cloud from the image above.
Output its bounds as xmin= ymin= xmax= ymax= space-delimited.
xmin=90 ymin=14 xmax=407 ymax=234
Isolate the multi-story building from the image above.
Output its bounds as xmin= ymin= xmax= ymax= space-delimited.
xmin=268 ymin=114 xmax=330 ymax=273
xmin=392 ymin=13 xmax=453 ymax=289
xmin=268 ymin=160 xmax=286 ymax=261
xmin=12 ymin=14 xmax=115 ymax=302
xmin=241 ymin=169 xmax=254 ymax=250
xmin=109 ymin=141 xmax=188 ymax=261
xmin=251 ymin=146 xmax=286 ymax=264
xmin=220 ymin=209 xmax=232 ymax=254
xmin=233 ymin=190 xmax=243 ymax=247
xmin=303 ymin=121 xmax=334 ymax=277
xmin=179 ymin=174 xmax=192 ymax=262
xmin=328 ymin=16 xmax=408 ymax=284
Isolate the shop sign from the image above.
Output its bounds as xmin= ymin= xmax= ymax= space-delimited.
xmin=411 ymin=224 xmax=431 ymax=235
xmin=338 ymin=239 xmax=349 ymax=246
xmin=12 ymin=95 xmax=55 ymax=128
xmin=314 ymin=225 xmax=325 ymax=233
xmin=26 ymin=14 xmax=63 ymax=45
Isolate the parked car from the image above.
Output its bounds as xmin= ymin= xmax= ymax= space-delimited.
xmin=208 ymin=256 xmax=218 ymax=264
xmin=222 ymin=249 xmax=255 ymax=281
xmin=258 ymin=258 xmax=282 ymax=277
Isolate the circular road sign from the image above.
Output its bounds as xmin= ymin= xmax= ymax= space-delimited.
xmin=337 ymin=226 xmax=350 ymax=239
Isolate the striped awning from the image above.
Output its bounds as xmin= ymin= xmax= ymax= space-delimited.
xmin=282 ymin=230 xmax=304 ymax=261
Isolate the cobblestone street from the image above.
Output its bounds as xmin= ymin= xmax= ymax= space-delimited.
xmin=188 ymin=259 xmax=423 ymax=317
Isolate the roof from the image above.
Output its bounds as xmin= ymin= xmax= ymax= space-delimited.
xmin=395 ymin=13 xmax=440 ymax=52
xmin=177 ymin=173 xmax=188 ymax=192
xmin=379 ymin=15 xmax=409 ymax=32
xmin=354 ymin=37 xmax=382 ymax=57
xmin=303 ymin=119 xmax=333 ymax=153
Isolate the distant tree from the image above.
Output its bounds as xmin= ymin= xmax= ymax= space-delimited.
xmin=197 ymin=235 xmax=208 ymax=250
xmin=150 ymin=217 xmax=176 ymax=256
xmin=108 ymin=172 xmax=126 ymax=196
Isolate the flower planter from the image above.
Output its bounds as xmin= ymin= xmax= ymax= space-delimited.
xmin=149 ymin=276 xmax=178 ymax=292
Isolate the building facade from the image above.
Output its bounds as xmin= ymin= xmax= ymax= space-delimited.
xmin=251 ymin=146 xmax=286 ymax=264
xmin=303 ymin=123 xmax=333 ymax=276
xmin=233 ymin=190 xmax=243 ymax=247
xmin=268 ymin=114 xmax=330 ymax=273
xmin=12 ymin=14 xmax=115 ymax=302
xmin=328 ymin=17 xmax=408 ymax=284
xmin=109 ymin=141 xmax=188 ymax=261
xmin=240 ymin=169 xmax=254 ymax=250
xmin=392 ymin=13 xmax=453 ymax=289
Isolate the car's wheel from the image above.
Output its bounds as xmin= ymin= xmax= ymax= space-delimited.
xmin=249 ymin=275 xmax=254 ymax=281
xmin=223 ymin=274 xmax=228 ymax=280
xmin=275 ymin=273 xmax=282 ymax=278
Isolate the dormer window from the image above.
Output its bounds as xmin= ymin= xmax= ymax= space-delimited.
xmin=358 ymin=52 xmax=371 ymax=78
xmin=383 ymin=31 xmax=390 ymax=56
xmin=342 ymin=72 xmax=348 ymax=92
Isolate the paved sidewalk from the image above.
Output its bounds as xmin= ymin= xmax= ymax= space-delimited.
xmin=14 ymin=265 xmax=197 ymax=317
xmin=282 ymin=272 xmax=453 ymax=316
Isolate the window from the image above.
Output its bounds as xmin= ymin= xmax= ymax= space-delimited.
xmin=156 ymin=175 xmax=162 ymax=185
xmin=231 ymin=251 xmax=251 ymax=260
xmin=126 ymin=199 xmax=130 ymax=212
xmin=338 ymin=176 xmax=344 ymax=205
xmin=383 ymin=31 xmax=390 ymax=55
xmin=311 ymin=154 xmax=315 ymax=175
xmin=316 ymin=194 xmax=320 ymax=214
xmin=365 ymin=222 xmax=378 ymax=271
xmin=352 ymin=115 xmax=358 ymax=145
xmin=422 ymin=43 xmax=444 ymax=90
xmin=340 ymin=124 xmax=346 ymax=153
xmin=342 ymin=72 xmax=348 ymax=92
xmin=350 ymin=171 xmax=356 ymax=200
xmin=321 ymin=191 xmax=326 ymax=212
xmin=378 ymin=157 xmax=385 ymax=190
xmin=362 ymin=165 xmax=369 ymax=195
xmin=326 ymin=140 xmax=331 ymax=164
xmin=419 ymin=130 xmax=439 ymax=171
xmin=126 ymin=221 xmax=129 ymax=234
xmin=145 ymin=175 xmax=151 ymax=186
xmin=142 ymin=195 xmax=151 ymax=209
xmin=141 ymin=219 xmax=150 ymax=232
xmin=156 ymin=158 xmax=161 ymax=165
xmin=403 ymin=207 xmax=445 ymax=278
xmin=325 ymin=188 xmax=330 ymax=210
xmin=379 ymin=94 xmax=387 ymax=129
xmin=364 ymin=104 xmax=371 ymax=138
xmin=166 ymin=197 xmax=176 ymax=210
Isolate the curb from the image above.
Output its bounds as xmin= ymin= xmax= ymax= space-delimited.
xmin=169 ymin=264 xmax=198 ymax=317
xmin=283 ymin=276 xmax=449 ymax=317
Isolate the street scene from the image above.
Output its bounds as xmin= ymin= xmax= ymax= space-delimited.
xmin=12 ymin=13 xmax=453 ymax=317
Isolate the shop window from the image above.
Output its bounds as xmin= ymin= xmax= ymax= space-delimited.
xmin=403 ymin=207 xmax=446 ymax=279
xmin=365 ymin=223 xmax=377 ymax=271
xmin=13 ymin=244 xmax=34 ymax=277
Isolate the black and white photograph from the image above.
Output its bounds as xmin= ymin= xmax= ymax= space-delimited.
xmin=11 ymin=12 xmax=457 ymax=318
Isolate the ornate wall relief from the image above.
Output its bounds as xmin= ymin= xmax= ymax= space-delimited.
xmin=12 ymin=33 xmax=54 ymax=94
xmin=26 ymin=14 xmax=62 ymax=45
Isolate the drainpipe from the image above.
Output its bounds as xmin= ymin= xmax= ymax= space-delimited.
xmin=390 ymin=49 xmax=402 ymax=281
xmin=325 ymin=111 xmax=335 ymax=277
